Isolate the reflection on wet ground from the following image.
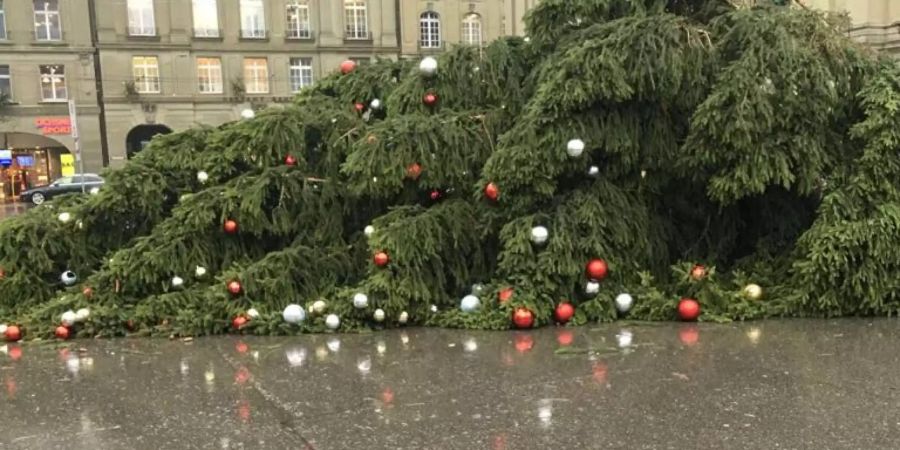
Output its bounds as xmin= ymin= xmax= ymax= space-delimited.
xmin=1 ymin=320 xmax=899 ymax=449
xmin=0 ymin=203 xmax=28 ymax=220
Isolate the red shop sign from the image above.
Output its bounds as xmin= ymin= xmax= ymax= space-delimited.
xmin=35 ymin=117 xmax=72 ymax=135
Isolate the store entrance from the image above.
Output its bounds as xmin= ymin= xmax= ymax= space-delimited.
xmin=0 ymin=132 xmax=72 ymax=203
xmin=126 ymin=124 xmax=172 ymax=159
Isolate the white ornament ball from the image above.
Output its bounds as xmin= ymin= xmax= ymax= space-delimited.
xmin=282 ymin=304 xmax=306 ymax=324
xmin=58 ymin=212 xmax=72 ymax=223
xmin=373 ymin=308 xmax=385 ymax=322
xmin=197 ymin=171 xmax=209 ymax=183
xmin=60 ymin=271 xmax=77 ymax=286
xmin=585 ymin=281 xmax=600 ymax=296
xmin=195 ymin=266 xmax=207 ymax=277
xmin=566 ymin=139 xmax=585 ymax=158
xmin=312 ymin=300 xmax=327 ymax=314
xmin=370 ymin=99 xmax=382 ymax=110
xmin=61 ymin=310 xmax=77 ymax=327
xmin=364 ymin=225 xmax=375 ymax=237
xmin=588 ymin=166 xmax=600 ymax=177
xmin=614 ymin=293 xmax=634 ymax=313
xmin=430 ymin=305 xmax=438 ymax=313
xmin=530 ymin=226 xmax=549 ymax=245
xmin=247 ymin=308 xmax=260 ymax=319
xmin=325 ymin=314 xmax=341 ymax=330
xmin=743 ymin=283 xmax=763 ymax=300
xmin=419 ymin=56 xmax=438 ymax=77
xmin=460 ymin=295 xmax=481 ymax=313
xmin=75 ymin=308 xmax=90 ymax=322
xmin=240 ymin=108 xmax=255 ymax=119
xmin=352 ymin=293 xmax=369 ymax=309
xmin=171 ymin=276 xmax=184 ymax=288
xmin=398 ymin=311 xmax=409 ymax=324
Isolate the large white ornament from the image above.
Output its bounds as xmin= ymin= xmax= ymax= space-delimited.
xmin=370 ymin=99 xmax=382 ymax=110
xmin=419 ymin=57 xmax=438 ymax=77
xmin=585 ymin=281 xmax=600 ymax=296
xmin=567 ymin=139 xmax=585 ymax=158
xmin=614 ymin=293 xmax=634 ymax=313
xmin=373 ymin=308 xmax=385 ymax=322
xmin=312 ymin=300 xmax=327 ymax=314
xmin=171 ymin=276 xmax=184 ymax=288
xmin=246 ymin=308 xmax=260 ymax=319
xmin=530 ymin=226 xmax=549 ymax=245
xmin=240 ymin=108 xmax=255 ymax=119
xmin=89 ymin=186 xmax=100 ymax=195
xmin=282 ymin=304 xmax=306 ymax=324
xmin=195 ymin=266 xmax=207 ymax=277
xmin=58 ymin=212 xmax=72 ymax=223
xmin=75 ymin=308 xmax=90 ymax=322
xmin=363 ymin=225 xmax=375 ymax=237
xmin=61 ymin=310 xmax=77 ymax=327
xmin=460 ymin=295 xmax=481 ymax=313
xmin=60 ymin=271 xmax=77 ymax=286
xmin=742 ymin=283 xmax=763 ymax=300
xmin=352 ymin=293 xmax=369 ymax=309
xmin=398 ymin=311 xmax=409 ymax=324
xmin=197 ymin=171 xmax=209 ymax=183
xmin=325 ymin=314 xmax=341 ymax=330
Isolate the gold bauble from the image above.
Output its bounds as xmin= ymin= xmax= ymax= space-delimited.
xmin=742 ymin=283 xmax=763 ymax=300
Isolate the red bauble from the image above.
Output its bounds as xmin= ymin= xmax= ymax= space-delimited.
xmin=512 ymin=308 xmax=534 ymax=329
xmin=232 ymin=316 xmax=248 ymax=330
xmin=555 ymin=302 xmax=575 ymax=324
xmin=0 ymin=267 xmax=5 ymax=279
xmin=223 ymin=219 xmax=239 ymax=234
xmin=354 ymin=102 xmax=365 ymax=113
xmin=498 ymin=287 xmax=514 ymax=303
xmin=406 ymin=163 xmax=422 ymax=180
xmin=340 ymin=60 xmax=357 ymax=75
xmin=423 ymin=92 xmax=438 ymax=106
xmin=690 ymin=264 xmax=706 ymax=280
xmin=55 ymin=326 xmax=70 ymax=340
xmin=429 ymin=190 xmax=442 ymax=201
xmin=227 ymin=280 xmax=242 ymax=295
xmin=556 ymin=329 xmax=574 ymax=346
xmin=585 ymin=259 xmax=609 ymax=280
xmin=484 ymin=182 xmax=500 ymax=201
xmin=514 ymin=334 xmax=534 ymax=353
xmin=678 ymin=298 xmax=701 ymax=321
xmin=82 ymin=286 xmax=93 ymax=298
xmin=679 ymin=325 xmax=700 ymax=346
xmin=285 ymin=155 xmax=297 ymax=166
xmin=4 ymin=325 xmax=21 ymax=342
xmin=373 ymin=251 xmax=390 ymax=267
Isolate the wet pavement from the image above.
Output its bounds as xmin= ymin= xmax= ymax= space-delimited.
xmin=1 ymin=319 xmax=899 ymax=449
xmin=0 ymin=203 xmax=28 ymax=219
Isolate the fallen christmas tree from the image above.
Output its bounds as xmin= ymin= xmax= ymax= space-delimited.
xmin=1 ymin=0 xmax=900 ymax=341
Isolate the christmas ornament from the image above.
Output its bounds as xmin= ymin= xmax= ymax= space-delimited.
xmin=460 ymin=295 xmax=481 ymax=313
xmin=373 ymin=251 xmax=390 ymax=267
xmin=363 ymin=225 xmax=375 ymax=237
xmin=419 ymin=56 xmax=438 ymax=77
xmin=75 ymin=308 xmax=90 ymax=322
xmin=585 ymin=259 xmax=608 ymax=280
xmin=240 ymin=108 xmax=255 ymax=119
xmin=584 ymin=281 xmax=600 ymax=296
xmin=373 ymin=308 xmax=385 ymax=322
xmin=588 ymin=166 xmax=600 ymax=177
xmin=678 ymin=298 xmax=701 ymax=321
xmin=354 ymin=102 xmax=365 ymax=113
xmin=353 ymin=293 xmax=369 ymax=309
xmin=232 ymin=316 xmax=248 ymax=330
xmin=366 ymin=134 xmax=378 ymax=145
xmin=530 ymin=226 xmax=549 ymax=245
xmin=4 ymin=325 xmax=21 ymax=342
xmin=60 ymin=270 xmax=77 ymax=286
xmin=195 ymin=266 xmax=207 ymax=277
xmin=690 ymin=264 xmax=706 ymax=281
xmin=284 ymin=155 xmax=297 ymax=166
xmin=471 ymin=283 xmax=485 ymax=295
xmin=312 ymin=300 xmax=327 ymax=314
xmin=0 ymin=324 xmax=7 ymax=335
xmin=282 ymin=304 xmax=306 ymax=324
xmin=171 ymin=276 xmax=184 ymax=289
xmin=61 ymin=310 xmax=77 ymax=327
xmin=513 ymin=308 xmax=534 ymax=329
xmin=82 ymin=286 xmax=93 ymax=298
xmin=742 ymin=283 xmax=763 ymax=300
xmin=406 ymin=163 xmax=422 ymax=180
xmin=398 ymin=311 xmax=409 ymax=324
xmin=484 ymin=182 xmax=499 ymax=201
xmin=423 ymin=92 xmax=438 ymax=106
xmin=58 ymin=212 xmax=72 ymax=223
xmin=566 ymin=139 xmax=585 ymax=158
xmin=55 ymin=326 xmax=70 ymax=340
xmin=498 ymin=287 xmax=514 ymax=303
xmin=429 ymin=190 xmax=442 ymax=201
xmin=340 ymin=60 xmax=357 ymax=74
xmin=325 ymin=314 xmax=341 ymax=330
xmin=197 ymin=171 xmax=209 ymax=183
xmin=223 ymin=219 xmax=239 ymax=234
xmin=90 ymin=187 xmax=100 ymax=195
xmin=227 ymin=280 xmax=242 ymax=296
xmin=369 ymin=99 xmax=382 ymax=110
xmin=246 ymin=308 xmax=260 ymax=319
xmin=614 ymin=293 xmax=634 ymax=313
xmin=555 ymin=302 xmax=575 ymax=324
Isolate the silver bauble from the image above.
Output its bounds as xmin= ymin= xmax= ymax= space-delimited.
xmin=352 ymin=293 xmax=369 ymax=309
xmin=246 ymin=308 xmax=260 ymax=319
xmin=61 ymin=310 xmax=77 ymax=327
xmin=312 ymin=300 xmax=327 ymax=314
xmin=363 ymin=225 xmax=375 ymax=237
xmin=530 ymin=226 xmax=549 ymax=245
xmin=373 ymin=308 xmax=385 ymax=322
xmin=60 ymin=270 xmax=77 ymax=286
xmin=171 ymin=276 xmax=184 ymax=288
xmin=370 ymin=99 xmax=382 ymax=110
xmin=588 ymin=166 xmax=600 ymax=177
xmin=195 ymin=266 xmax=207 ymax=277
xmin=282 ymin=304 xmax=306 ymax=324
xmin=460 ymin=295 xmax=481 ymax=313
xmin=58 ymin=212 xmax=72 ymax=223
xmin=567 ymin=139 xmax=585 ymax=158
xmin=398 ymin=311 xmax=409 ymax=324
xmin=325 ymin=314 xmax=341 ymax=330
xmin=419 ymin=56 xmax=438 ymax=77
xmin=585 ymin=281 xmax=600 ymax=296
xmin=197 ymin=171 xmax=209 ymax=183
xmin=75 ymin=308 xmax=90 ymax=322
xmin=614 ymin=293 xmax=634 ymax=313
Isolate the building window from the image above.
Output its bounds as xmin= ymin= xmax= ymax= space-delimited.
xmin=132 ymin=56 xmax=160 ymax=93
xmin=344 ymin=0 xmax=368 ymax=40
xmin=289 ymin=57 xmax=313 ymax=92
xmin=39 ymin=65 xmax=66 ymax=101
xmin=0 ymin=65 xmax=10 ymax=98
xmin=192 ymin=0 xmax=219 ymax=37
xmin=462 ymin=13 xmax=482 ymax=45
xmin=243 ymin=58 xmax=269 ymax=94
xmin=240 ymin=0 xmax=266 ymax=39
xmin=34 ymin=0 xmax=62 ymax=41
xmin=197 ymin=57 xmax=222 ymax=94
xmin=286 ymin=1 xmax=311 ymax=39
xmin=419 ymin=12 xmax=441 ymax=49
xmin=127 ymin=0 xmax=156 ymax=36
xmin=0 ymin=1 xmax=7 ymax=40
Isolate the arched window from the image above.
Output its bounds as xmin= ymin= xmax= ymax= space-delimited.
xmin=419 ymin=11 xmax=441 ymax=49
xmin=462 ymin=13 xmax=482 ymax=46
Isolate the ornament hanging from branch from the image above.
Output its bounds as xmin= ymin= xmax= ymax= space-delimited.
xmin=484 ymin=182 xmax=499 ymax=201
xmin=283 ymin=304 xmax=306 ymax=324
xmin=419 ymin=56 xmax=438 ymax=77
xmin=555 ymin=302 xmax=574 ymax=324
xmin=566 ymin=139 xmax=585 ymax=158
xmin=530 ymin=226 xmax=549 ymax=245
xmin=615 ymin=293 xmax=634 ymax=313
xmin=340 ymin=60 xmax=357 ymax=75
xmin=423 ymin=92 xmax=438 ymax=107
xmin=223 ymin=219 xmax=239 ymax=235
xmin=460 ymin=295 xmax=481 ymax=313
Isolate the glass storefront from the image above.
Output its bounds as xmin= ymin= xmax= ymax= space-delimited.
xmin=0 ymin=147 xmax=69 ymax=202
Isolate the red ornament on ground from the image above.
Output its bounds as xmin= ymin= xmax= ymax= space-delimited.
xmin=679 ymin=325 xmax=700 ymax=346
xmin=514 ymin=334 xmax=534 ymax=353
xmin=423 ymin=92 xmax=438 ymax=106
xmin=555 ymin=302 xmax=575 ymax=324
xmin=512 ymin=308 xmax=534 ymax=329
xmin=284 ymin=155 xmax=297 ymax=166
xmin=373 ymin=251 xmax=390 ymax=267
xmin=232 ymin=316 xmax=248 ymax=330
xmin=340 ymin=60 xmax=357 ymax=75
xmin=4 ymin=325 xmax=21 ymax=342
xmin=55 ymin=326 xmax=70 ymax=340
xmin=82 ymin=286 xmax=93 ymax=298
xmin=556 ymin=329 xmax=574 ymax=346
xmin=429 ymin=190 xmax=442 ymax=201
xmin=585 ymin=259 xmax=609 ymax=280
xmin=227 ymin=280 xmax=242 ymax=296
xmin=678 ymin=298 xmax=701 ymax=321
xmin=406 ymin=163 xmax=422 ymax=180
xmin=223 ymin=219 xmax=239 ymax=234
xmin=484 ymin=182 xmax=500 ymax=201
xmin=690 ymin=264 xmax=706 ymax=280
xmin=498 ymin=287 xmax=514 ymax=303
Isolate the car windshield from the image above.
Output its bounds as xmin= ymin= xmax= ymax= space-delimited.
xmin=54 ymin=177 xmax=74 ymax=185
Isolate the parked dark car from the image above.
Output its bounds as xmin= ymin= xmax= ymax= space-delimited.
xmin=21 ymin=174 xmax=104 ymax=205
